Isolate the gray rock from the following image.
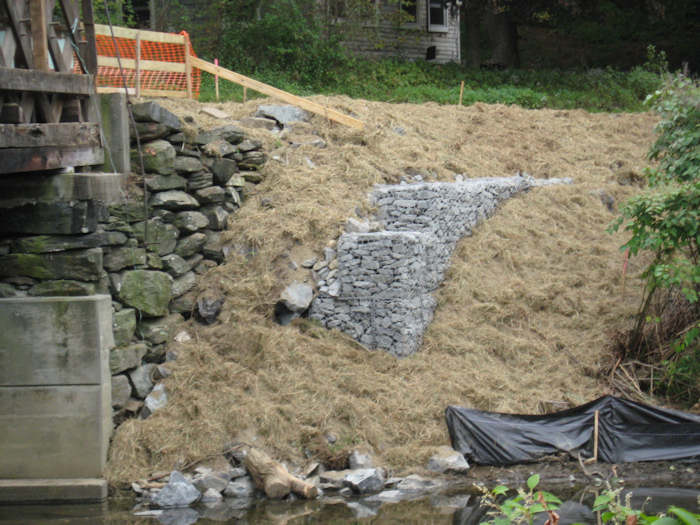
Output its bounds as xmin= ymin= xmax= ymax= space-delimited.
xmin=203 ymin=139 xmax=237 ymax=158
xmin=237 ymin=139 xmax=262 ymax=153
xmin=195 ymin=125 xmax=245 ymax=145
xmin=175 ymin=233 xmax=207 ymax=258
xmin=151 ymin=471 xmax=200 ymax=508
xmin=301 ymin=257 xmax=317 ymax=268
xmin=162 ymin=253 xmax=192 ymax=277
xmin=210 ymin=158 xmax=238 ymax=185
xmin=346 ymin=218 xmax=371 ymax=233
xmin=174 ymin=211 xmax=209 ymax=232
xmin=172 ymin=271 xmax=196 ymax=298
xmin=131 ymin=121 xmax=171 ymax=142
xmin=104 ymin=242 xmax=147 ymax=272
xmin=174 ymin=156 xmax=203 ymax=174
xmin=195 ymin=186 xmax=226 ymax=205
xmin=118 ymin=270 xmax=173 ymax=317
xmin=346 ymin=501 xmax=380 ymax=518
xmin=395 ymin=474 xmax=445 ymax=494
xmin=146 ymin=174 xmax=188 ymax=192
xmin=280 ymin=282 xmax=313 ymax=313
xmin=13 ymin=231 xmax=127 ymax=253
xmin=200 ymin=205 xmax=229 ymax=231
xmin=111 ymin=374 xmax=132 ymax=408
xmin=140 ymin=140 xmax=176 ymax=174
xmin=194 ymin=259 xmax=217 ymax=275
xmin=229 ymin=467 xmax=247 ymax=480
xmin=132 ymin=102 xmax=182 ymax=131
xmin=0 ymin=248 xmax=103 ymax=281
xmin=225 ymin=173 xmax=246 ymax=188
xmin=255 ymin=105 xmax=310 ymax=126
xmin=202 ymin=231 xmax=225 ymax=262
xmin=0 ymin=283 xmax=19 ymax=297
xmin=133 ymin=219 xmax=180 ymax=256
xmin=196 ymin=295 xmax=223 ymax=324
xmin=427 ymin=446 xmax=469 ymax=474
xmin=28 ymin=279 xmax=96 ymax=297
xmin=223 ymin=476 xmax=255 ymax=499
xmin=144 ymin=383 xmax=168 ymax=414
xmin=113 ymin=308 xmax=137 ymax=347
xmin=194 ymin=473 xmax=229 ymax=493
xmin=344 ymin=468 xmax=385 ymax=494
xmin=139 ymin=313 xmax=183 ymax=344
xmin=170 ymin=290 xmax=197 ymax=315
xmin=110 ymin=343 xmax=148 ymax=374
xmin=348 ymin=451 xmax=373 ymax=470
xmin=186 ymin=171 xmax=214 ymax=191
xmin=238 ymin=151 xmax=266 ymax=170
xmin=129 ymin=363 xmax=157 ymax=399
xmin=239 ymin=116 xmax=277 ymax=130
xmin=200 ymin=488 xmax=223 ymax=502
xmin=149 ymin=251 xmax=167 ymax=270
xmin=150 ymin=190 xmax=200 ymax=211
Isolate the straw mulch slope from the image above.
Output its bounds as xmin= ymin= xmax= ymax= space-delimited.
xmin=106 ymin=96 xmax=657 ymax=483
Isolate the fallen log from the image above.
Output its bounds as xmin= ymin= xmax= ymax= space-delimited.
xmin=244 ymin=447 xmax=318 ymax=500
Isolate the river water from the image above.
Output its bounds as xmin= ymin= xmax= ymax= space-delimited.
xmin=1 ymin=485 xmax=698 ymax=525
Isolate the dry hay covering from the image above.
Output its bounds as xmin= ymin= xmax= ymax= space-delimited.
xmin=107 ymin=95 xmax=657 ymax=483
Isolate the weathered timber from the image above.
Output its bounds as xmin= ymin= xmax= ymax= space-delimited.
xmin=244 ymin=447 xmax=318 ymax=500
xmin=0 ymin=123 xmax=101 ymax=148
xmin=191 ymin=57 xmax=364 ymax=130
xmin=29 ymin=0 xmax=49 ymax=71
xmin=0 ymin=145 xmax=103 ymax=174
xmin=4 ymin=0 xmax=34 ymax=69
xmin=97 ymin=56 xmax=186 ymax=73
xmin=93 ymin=24 xmax=185 ymax=44
xmin=0 ymin=67 xmax=94 ymax=95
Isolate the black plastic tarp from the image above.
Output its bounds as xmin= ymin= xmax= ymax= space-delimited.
xmin=445 ymin=395 xmax=700 ymax=466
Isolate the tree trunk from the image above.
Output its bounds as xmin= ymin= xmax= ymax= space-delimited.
xmin=244 ymin=447 xmax=318 ymax=500
xmin=484 ymin=8 xmax=519 ymax=68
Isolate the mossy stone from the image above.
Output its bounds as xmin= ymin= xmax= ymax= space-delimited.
xmin=118 ymin=270 xmax=173 ymax=317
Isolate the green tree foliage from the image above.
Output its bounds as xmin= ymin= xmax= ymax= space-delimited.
xmin=610 ymin=71 xmax=699 ymax=404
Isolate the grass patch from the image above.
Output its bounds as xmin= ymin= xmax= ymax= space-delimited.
xmin=197 ymin=58 xmax=662 ymax=112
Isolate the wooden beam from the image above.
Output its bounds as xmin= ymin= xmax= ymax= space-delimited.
xmin=93 ymin=24 xmax=185 ymax=44
xmin=97 ymin=55 xmax=186 ymax=73
xmin=0 ymin=67 xmax=95 ymax=95
xmin=0 ymin=144 xmax=104 ymax=174
xmin=0 ymin=123 xmax=101 ymax=148
xmin=190 ymin=57 xmax=364 ymax=130
xmin=81 ymin=0 xmax=98 ymax=74
xmin=0 ymin=26 xmax=17 ymax=67
xmin=96 ymin=87 xmax=189 ymax=98
xmin=4 ymin=0 xmax=34 ymax=68
xmin=30 ymin=0 xmax=50 ymax=71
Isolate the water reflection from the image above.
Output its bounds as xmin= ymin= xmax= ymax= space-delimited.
xmin=0 ymin=486 xmax=697 ymax=524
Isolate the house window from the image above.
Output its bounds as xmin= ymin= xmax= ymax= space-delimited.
xmin=428 ymin=0 xmax=448 ymax=32
xmin=401 ymin=0 xmax=418 ymax=25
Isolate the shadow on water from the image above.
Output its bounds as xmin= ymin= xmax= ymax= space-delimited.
xmin=0 ymin=486 xmax=698 ymax=525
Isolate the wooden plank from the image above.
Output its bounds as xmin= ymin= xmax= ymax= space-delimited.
xmin=93 ymin=24 xmax=185 ymax=44
xmin=30 ymin=0 xmax=50 ymax=71
xmin=97 ymin=55 xmax=186 ymax=73
xmin=96 ymin=86 xmax=135 ymax=95
xmin=0 ymin=123 xmax=101 ymax=148
xmin=190 ymin=57 xmax=364 ymax=130
xmin=0 ymin=144 xmax=103 ymax=174
xmin=81 ymin=0 xmax=98 ymax=74
xmin=4 ymin=0 xmax=34 ymax=68
xmin=96 ymin=86 xmax=188 ymax=98
xmin=184 ymin=38 xmax=192 ymax=99
xmin=0 ymin=67 xmax=94 ymax=95
xmin=0 ymin=103 xmax=22 ymax=124
xmin=0 ymin=25 xmax=17 ymax=67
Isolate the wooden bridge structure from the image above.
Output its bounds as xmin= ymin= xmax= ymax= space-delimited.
xmin=0 ymin=0 xmax=103 ymax=174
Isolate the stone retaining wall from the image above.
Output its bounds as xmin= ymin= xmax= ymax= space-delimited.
xmin=310 ymin=176 xmax=534 ymax=357
xmin=0 ymin=100 xmax=267 ymax=425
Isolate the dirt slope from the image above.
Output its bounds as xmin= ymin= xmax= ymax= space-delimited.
xmin=107 ymin=96 xmax=657 ymax=483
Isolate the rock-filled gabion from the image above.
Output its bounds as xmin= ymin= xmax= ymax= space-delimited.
xmin=310 ymin=176 xmax=534 ymax=357
xmin=0 ymin=101 xmax=268 ymax=425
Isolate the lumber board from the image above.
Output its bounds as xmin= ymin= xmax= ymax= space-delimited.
xmin=190 ymin=57 xmax=364 ymax=130
xmin=0 ymin=144 xmax=103 ymax=174
xmin=97 ymin=56 xmax=186 ymax=73
xmin=93 ymin=24 xmax=185 ymax=45
xmin=0 ymin=123 xmax=101 ymax=148
xmin=0 ymin=67 xmax=94 ymax=95
xmin=96 ymin=87 xmax=188 ymax=98
xmin=4 ymin=0 xmax=33 ymax=68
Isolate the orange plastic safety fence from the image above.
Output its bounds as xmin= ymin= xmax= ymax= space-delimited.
xmin=78 ymin=29 xmax=200 ymax=98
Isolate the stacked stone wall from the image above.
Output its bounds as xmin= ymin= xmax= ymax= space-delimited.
xmin=0 ymin=101 xmax=267 ymax=424
xmin=310 ymin=176 xmax=534 ymax=357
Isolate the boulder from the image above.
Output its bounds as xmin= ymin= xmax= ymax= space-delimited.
xmin=194 ymin=125 xmax=245 ymax=145
xmin=132 ymin=101 xmax=182 ymax=131
xmin=280 ymin=282 xmax=313 ymax=313
xmin=28 ymin=279 xmax=96 ymax=296
xmin=194 ymin=473 xmax=229 ymax=494
xmin=174 ymin=156 xmax=204 ymax=174
xmin=202 ymin=231 xmax=225 ymax=262
xmin=118 ymin=270 xmax=173 ymax=317
xmin=186 ymin=171 xmax=214 ymax=191
xmin=151 ymin=471 xmax=200 ymax=508
xmin=104 ymin=242 xmax=146 ymax=272
xmin=237 ymin=139 xmax=262 ymax=153
xmin=255 ymin=105 xmax=310 ymax=126
xmin=223 ymin=476 xmax=255 ymax=499
xmin=0 ymin=248 xmax=103 ymax=281
xmin=131 ymin=121 xmax=171 ymax=142
xmin=175 ymin=233 xmax=207 ymax=258
xmin=239 ymin=116 xmax=277 ymax=130
xmin=143 ymin=383 xmax=168 ymax=415
xmin=132 ymin=219 xmax=180 ymax=256
xmin=195 ymin=186 xmax=226 ymax=205
xmin=343 ymin=468 xmax=385 ymax=494
xmin=238 ymin=151 xmax=266 ymax=170
xmin=162 ymin=253 xmax=192 ymax=277
xmin=196 ymin=295 xmax=223 ymax=324
xmin=203 ymin=139 xmax=237 ymax=158
xmin=112 ymin=307 xmax=136 ymax=347
xmin=129 ymin=363 xmax=157 ymax=399
xmin=111 ymin=374 xmax=132 ymax=408
xmin=138 ymin=313 xmax=183 ymax=344
xmin=13 ymin=231 xmax=127 ymax=253
xmin=427 ymin=446 xmax=469 ymax=474
xmin=210 ymin=158 xmax=238 ymax=185
xmin=174 ymin=211 xmax=210 ymax=232
xmin=149 ymin=190 xmax=200 ymax=211
xmin=172 ymin=271 xmax=196 ymax=298
xmin=145 ymin=174 xmax=188 ymax=192
xmin=110 ymin=342 xmax=148 ymax=374
xmin=140 ymin=139 xmax=176 ymax=174
xmin=200 ymin=205 xmax=229 ymax=231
